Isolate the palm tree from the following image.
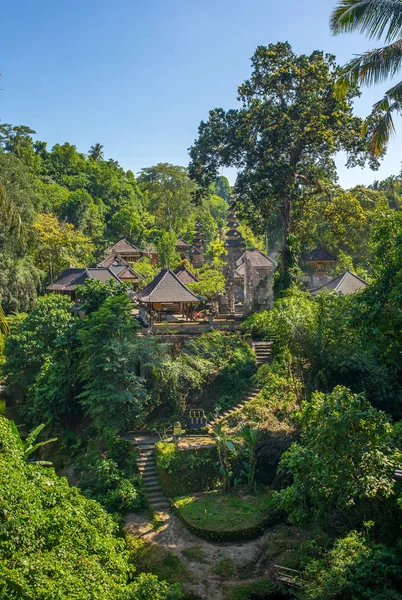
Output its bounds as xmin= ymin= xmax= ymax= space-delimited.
xmin=330 ymin=0 xmax=402 ymax=156
xmin=88 ymin=143 xmax=104 ymax=161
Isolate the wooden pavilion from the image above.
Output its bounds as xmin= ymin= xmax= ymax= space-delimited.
xmin=302 ymin=247 xmax=336 ymax=275
xmin=136 ymin=268 xmax=200 ymax=322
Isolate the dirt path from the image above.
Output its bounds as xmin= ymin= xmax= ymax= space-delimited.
xmin=125 ymin=510 xmax=273 ymax=600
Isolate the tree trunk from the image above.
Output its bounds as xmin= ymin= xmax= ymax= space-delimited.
xmin=279 ymin=199 xmax=291 ymax=272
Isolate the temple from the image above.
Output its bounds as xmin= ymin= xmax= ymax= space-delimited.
xmin=102 ymin=238 xmax=158 ymax=266
xmin=46 ymin=267 xmax=122 ymax=301
xmin=136 ymin=268 xmax=200 ymax=324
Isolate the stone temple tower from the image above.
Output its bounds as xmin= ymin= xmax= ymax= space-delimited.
xmin=191 ymin=221 xmax=205 ymax=268
xmin=223 ymin=204 xmax=245 ymax=314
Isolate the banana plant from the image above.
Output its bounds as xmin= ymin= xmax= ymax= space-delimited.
xmin=212 ymin=423 xmax=236 ymax=492
xmin=9 ymin=421 xmax=57 ymax=465
xmin=240 ymin=425 xmax=262 ymax=492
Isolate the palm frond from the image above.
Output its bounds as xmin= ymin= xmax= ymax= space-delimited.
xmin=331 ymin=0 xmax=402 ymax=43
xmin=385 ymin=76 xmax=402 ymax=98
xmin=366 ymin=96 xmax=402 ymax=155
xmin=338 ymin=41 xmax=402 ymax=91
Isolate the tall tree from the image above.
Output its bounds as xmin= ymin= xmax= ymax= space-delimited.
xmin=189 ymin=42 xmax=375 ymax=286
xmin=330 ymin=0 xmax=402 ymax=156
xmin=139 ymin=163 xmax=196 ymax=233
xmin=88 ymin=143 xmax=104 ymax=161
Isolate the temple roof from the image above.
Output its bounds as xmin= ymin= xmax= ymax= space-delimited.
xmin=47 ymin=267 xmax=120 ymax=292
xmin=97 ymin=253 xmax=130 ymax=268
xmin=174 ymin=266 xmax=199 ymax=285
xmin=302 ymin=247 xmax=336 ymax=262
xmin=235 ymin=251 xmax=277 ymax=277
xmin=311 ymin=270 xmax=367 ymax=296
xmin=105 ymin=238 xmax=143 ymax=255
xmin=109 ymin=264 xmax=142 ymax=280
xmin=136 ymin=268 xmax=200 ymax=303
xmin=176 ymin=238 xmax=192 ymax=250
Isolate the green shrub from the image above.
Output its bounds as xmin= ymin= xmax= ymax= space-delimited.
xmin=0 ymin=415 xmax=177 ymax=600
xmin=155 ymin=442 xmax=221 ymax=497
xmin=76 ymin=438 xmax=145 ymax=513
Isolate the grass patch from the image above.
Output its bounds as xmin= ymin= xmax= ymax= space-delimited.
xmin=260 ymin=524 xmax=330 ymax=571
xmin=182 ymin=544 xmax=208 ymax=563
xmin=174 ymin=490 xmax=280 ymax=541
xmin=213 ymin=557 xmax=237 ymax=577
xmin=126 ymin=535 xmax=190 ymax=584
xmin=222 ymin=578 xmax=276 ymax=600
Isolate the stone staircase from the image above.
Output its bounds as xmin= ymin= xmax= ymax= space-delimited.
xmin=252 ymin=339 xmax=273 ymax=365
xmin=133 ymin=434 xmax=170 ymax=512
xmin=209 ymin=384 xmax=261 ymax=427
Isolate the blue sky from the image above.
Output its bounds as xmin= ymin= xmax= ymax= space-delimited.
xmin=1 ymin=0 xmax=400 ymax=188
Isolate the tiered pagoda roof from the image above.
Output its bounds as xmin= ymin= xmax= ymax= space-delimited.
xmin=225 ymin=208 xmax=245 ymax=255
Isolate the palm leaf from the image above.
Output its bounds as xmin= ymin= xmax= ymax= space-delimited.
xmin=9 ymin=421 xmax=24 ymax=449
xmin=365 ymin=96 xmax=401 ymax=154
xmin=24 ymin=423 xmax=45 ymax=447
xmin=24 ymin=438 xmax=57 ymax=458
xmin=330 ymin=0 xmax=402 ymax=42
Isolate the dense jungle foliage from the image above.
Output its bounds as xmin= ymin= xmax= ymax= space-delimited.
xmin=3 ymin=33 xmax=402 ymax=600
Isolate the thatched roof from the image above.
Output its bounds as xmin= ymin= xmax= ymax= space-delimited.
xmin=136 ymin=268 xmax=200 ymax=303
xmin=311 ymin=270 xmax=367 ymax=296
xmin=47 ymin=268 xmax=120 ymax=292
xmin=174 ymin=266 xmax=199 ymax=285
xmin=302 ymin=247 xmax=336 ymax=262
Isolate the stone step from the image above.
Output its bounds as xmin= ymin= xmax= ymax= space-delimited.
xmin=150 ymin=501 xmax=170 ymax=510
xmin=138 ymin=465 xmax=156 ymax=473
xmin=144 ymin=484 xmax=162 ymax=493
xmin=137 ymin=444 xmax=156 ymax=451
xmin=148 ymin=492 xmax=166 ymax=501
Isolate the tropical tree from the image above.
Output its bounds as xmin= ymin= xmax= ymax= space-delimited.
xmin=240 ymin=425 xmax=262 ymax=492
xmin=279 ymin=386 xmax=398 ymax=524
xmin=189 ymin=42 xmax=374 ymax=287
xmin=330 ymin=0 xmax=402 ymax=156
xmin=211 ymin=424 xmax=236 ymax=492
xmin=88 ymin=143 xmax=104 ymax=161
xmin=77 ymin=295 xmax=149 ymax=433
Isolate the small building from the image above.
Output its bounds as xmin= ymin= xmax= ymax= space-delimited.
xmin=46 ymin=267 xmax=121 ymax=301
xmin=235 ymin=250 xmax=277 ymax=314
xmin=302 ymin=247 xmax=337 ymax=274
xmin=97 ymin=254 xmax=143 ymax=287
xmin=174 ymin=265 xmax=199 ymax=285
xmin=136 ymin=268 xmax=200 ymax=322
xmin=104 ymin=238 xmax=158 ymax=266
xmin=235 ymin=250 xmax=277 ymax=278
xmin=311 ymin=270 xmax=367 ymax=296
xmin=176 ymin=239 xmax=192 ymax=259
